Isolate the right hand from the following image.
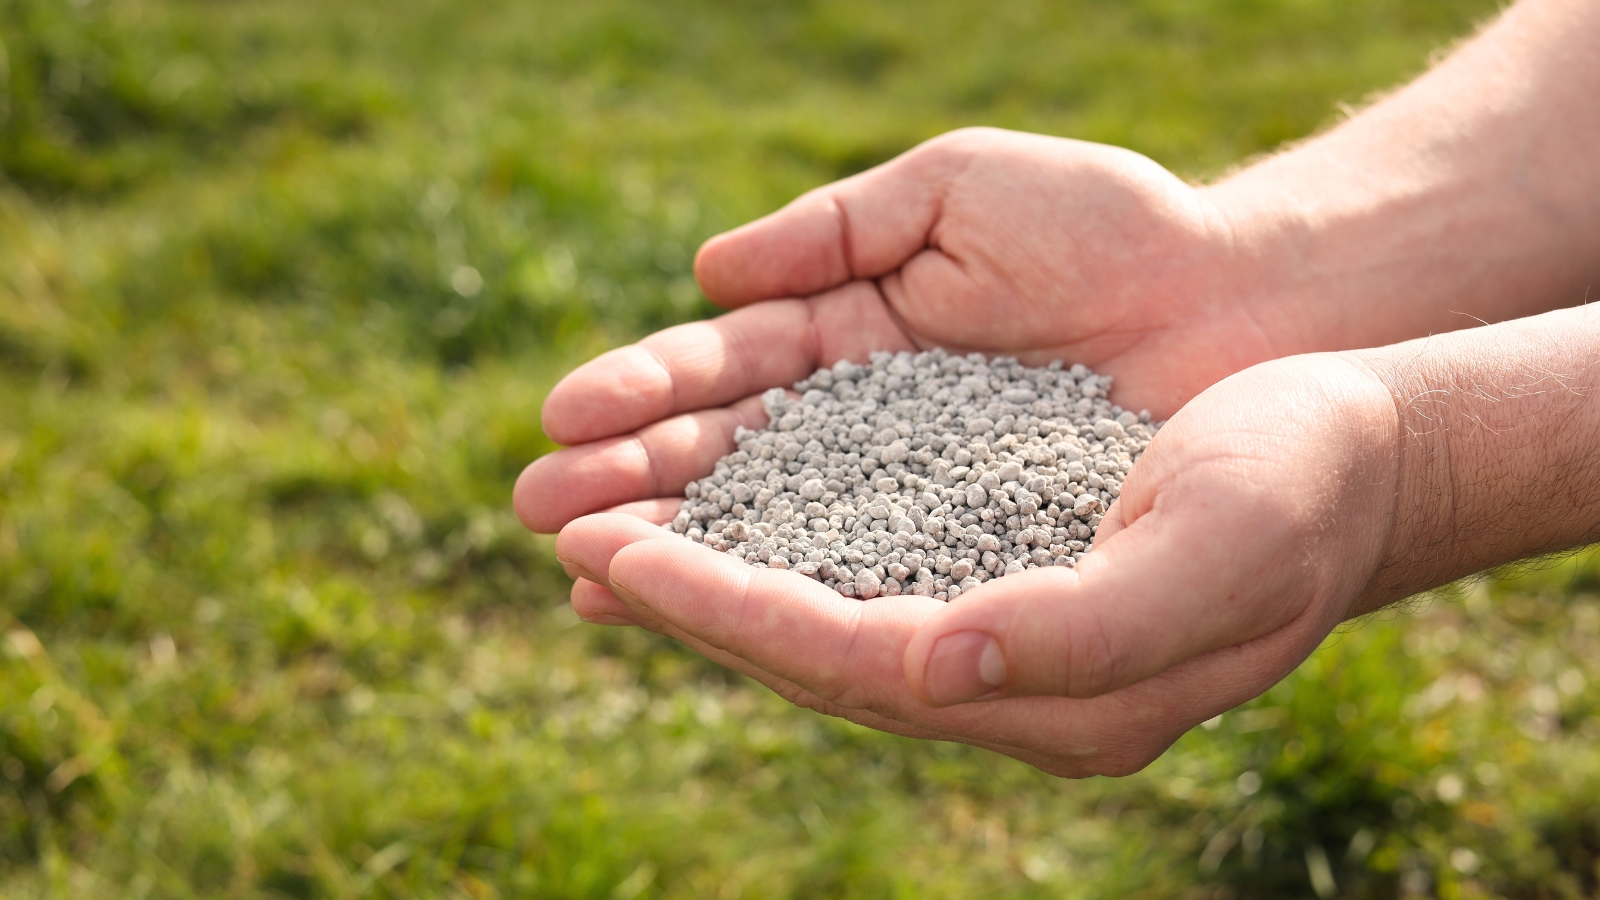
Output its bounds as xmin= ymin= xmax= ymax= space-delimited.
xmin=520 ymin=127 xmax=1304 ymax=534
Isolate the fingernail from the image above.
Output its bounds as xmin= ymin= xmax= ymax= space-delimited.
xmin=923 ymin=631 xmax=1006 ymax=706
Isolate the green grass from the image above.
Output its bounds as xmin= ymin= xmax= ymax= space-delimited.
xmin=6 ymin=0 xmax=1600 ymax=896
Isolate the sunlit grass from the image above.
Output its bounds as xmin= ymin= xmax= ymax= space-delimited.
xmin=10 ymin=0 xmax=1600 ymax=897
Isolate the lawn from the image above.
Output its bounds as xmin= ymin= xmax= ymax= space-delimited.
xmin=4 ymin=0 xmax=1600 ymax=897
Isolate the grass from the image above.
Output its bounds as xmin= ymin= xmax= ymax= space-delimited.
xmin=5 ymin=0 xmax=1600 ymax=896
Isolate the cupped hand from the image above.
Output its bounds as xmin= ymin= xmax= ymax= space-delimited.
xmin=517 ymin=127 xmax=1298 ymax=534
xmin=552 ymin=354 xmax=1405 ymax=776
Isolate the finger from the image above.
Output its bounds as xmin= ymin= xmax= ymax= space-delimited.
xmin=557 ymin=518 xmax=909 ymax=726
xmin=570 ymin=578 xmax=639 ymax=626
xmin=554 ymin=513 xmax=682 ymax=589
xmin=541 ymin=285 xmax=914 ymax=446
xmin=694 ymin=130 xmax=988 ymax=306
xmin=563 ymin=534 xmax=902 ymax=733
xmin=604 ymin=526 xmax=982 ymax=719
xmin=515 ymin=395 xmax=766 ymax=534
xmin=902 ymin=485 xmax=1327 ymax=706
xmin=602 ymin=497 xmax=684 ymax=525
xmin=561 ymin=513 xmax=917 ymax=709
xmin=540 ymin=302 xmax=811 ymax=446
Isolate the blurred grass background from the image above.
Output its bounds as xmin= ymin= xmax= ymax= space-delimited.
xmin=4 ymin=0 xmax=1600 ymax=897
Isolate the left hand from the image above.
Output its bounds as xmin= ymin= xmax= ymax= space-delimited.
xmin=553 ymin=352 xmax=1403 ymax=776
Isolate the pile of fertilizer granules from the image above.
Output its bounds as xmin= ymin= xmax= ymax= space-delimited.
xmin=666 ymin=349 xmax=1159 ymax=601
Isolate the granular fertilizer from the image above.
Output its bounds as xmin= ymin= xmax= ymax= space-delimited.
xmin=665 ymin=349 xmax=1159 ymax=601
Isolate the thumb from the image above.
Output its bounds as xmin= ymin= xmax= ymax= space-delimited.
xmin=902 ymin=493 xmax=1329 ymax=706
xmin=694 ymin=131 xmax=983 ymax=307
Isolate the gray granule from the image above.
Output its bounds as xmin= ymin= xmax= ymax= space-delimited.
xmin=665 ymin=349 xmax=1162 ymax=602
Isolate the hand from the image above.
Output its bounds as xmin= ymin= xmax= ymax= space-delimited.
xmin=552 ymin=354 xmax=1404 ymax=775
xmin=517 ymin=127 xmax=1306 ymax=534
xmin=687 ymin=127 xmax=1300 ymax=419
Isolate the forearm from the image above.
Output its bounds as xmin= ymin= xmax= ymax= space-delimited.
xmin=1349 ymin=303 xmax=1600 ymax=613
xmin=1207 ymin=0 xmax=1600 ymax=355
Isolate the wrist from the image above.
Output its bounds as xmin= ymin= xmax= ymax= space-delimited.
xmin=1350 ymin=306 xmax=1600 ymax=611
xmin=1197 ymin=179 xmax=1334 ymax=357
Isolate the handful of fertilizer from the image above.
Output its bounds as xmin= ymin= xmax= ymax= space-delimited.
xmin=666 ymin=349 xmax=1158 ymax=601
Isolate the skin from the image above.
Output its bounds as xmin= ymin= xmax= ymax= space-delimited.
xmin=516 ymin=0 xmax=1600 ymax=775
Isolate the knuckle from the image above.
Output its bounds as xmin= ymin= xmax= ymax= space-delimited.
xmin=622 ymin=435 xmax=661 ymax=498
